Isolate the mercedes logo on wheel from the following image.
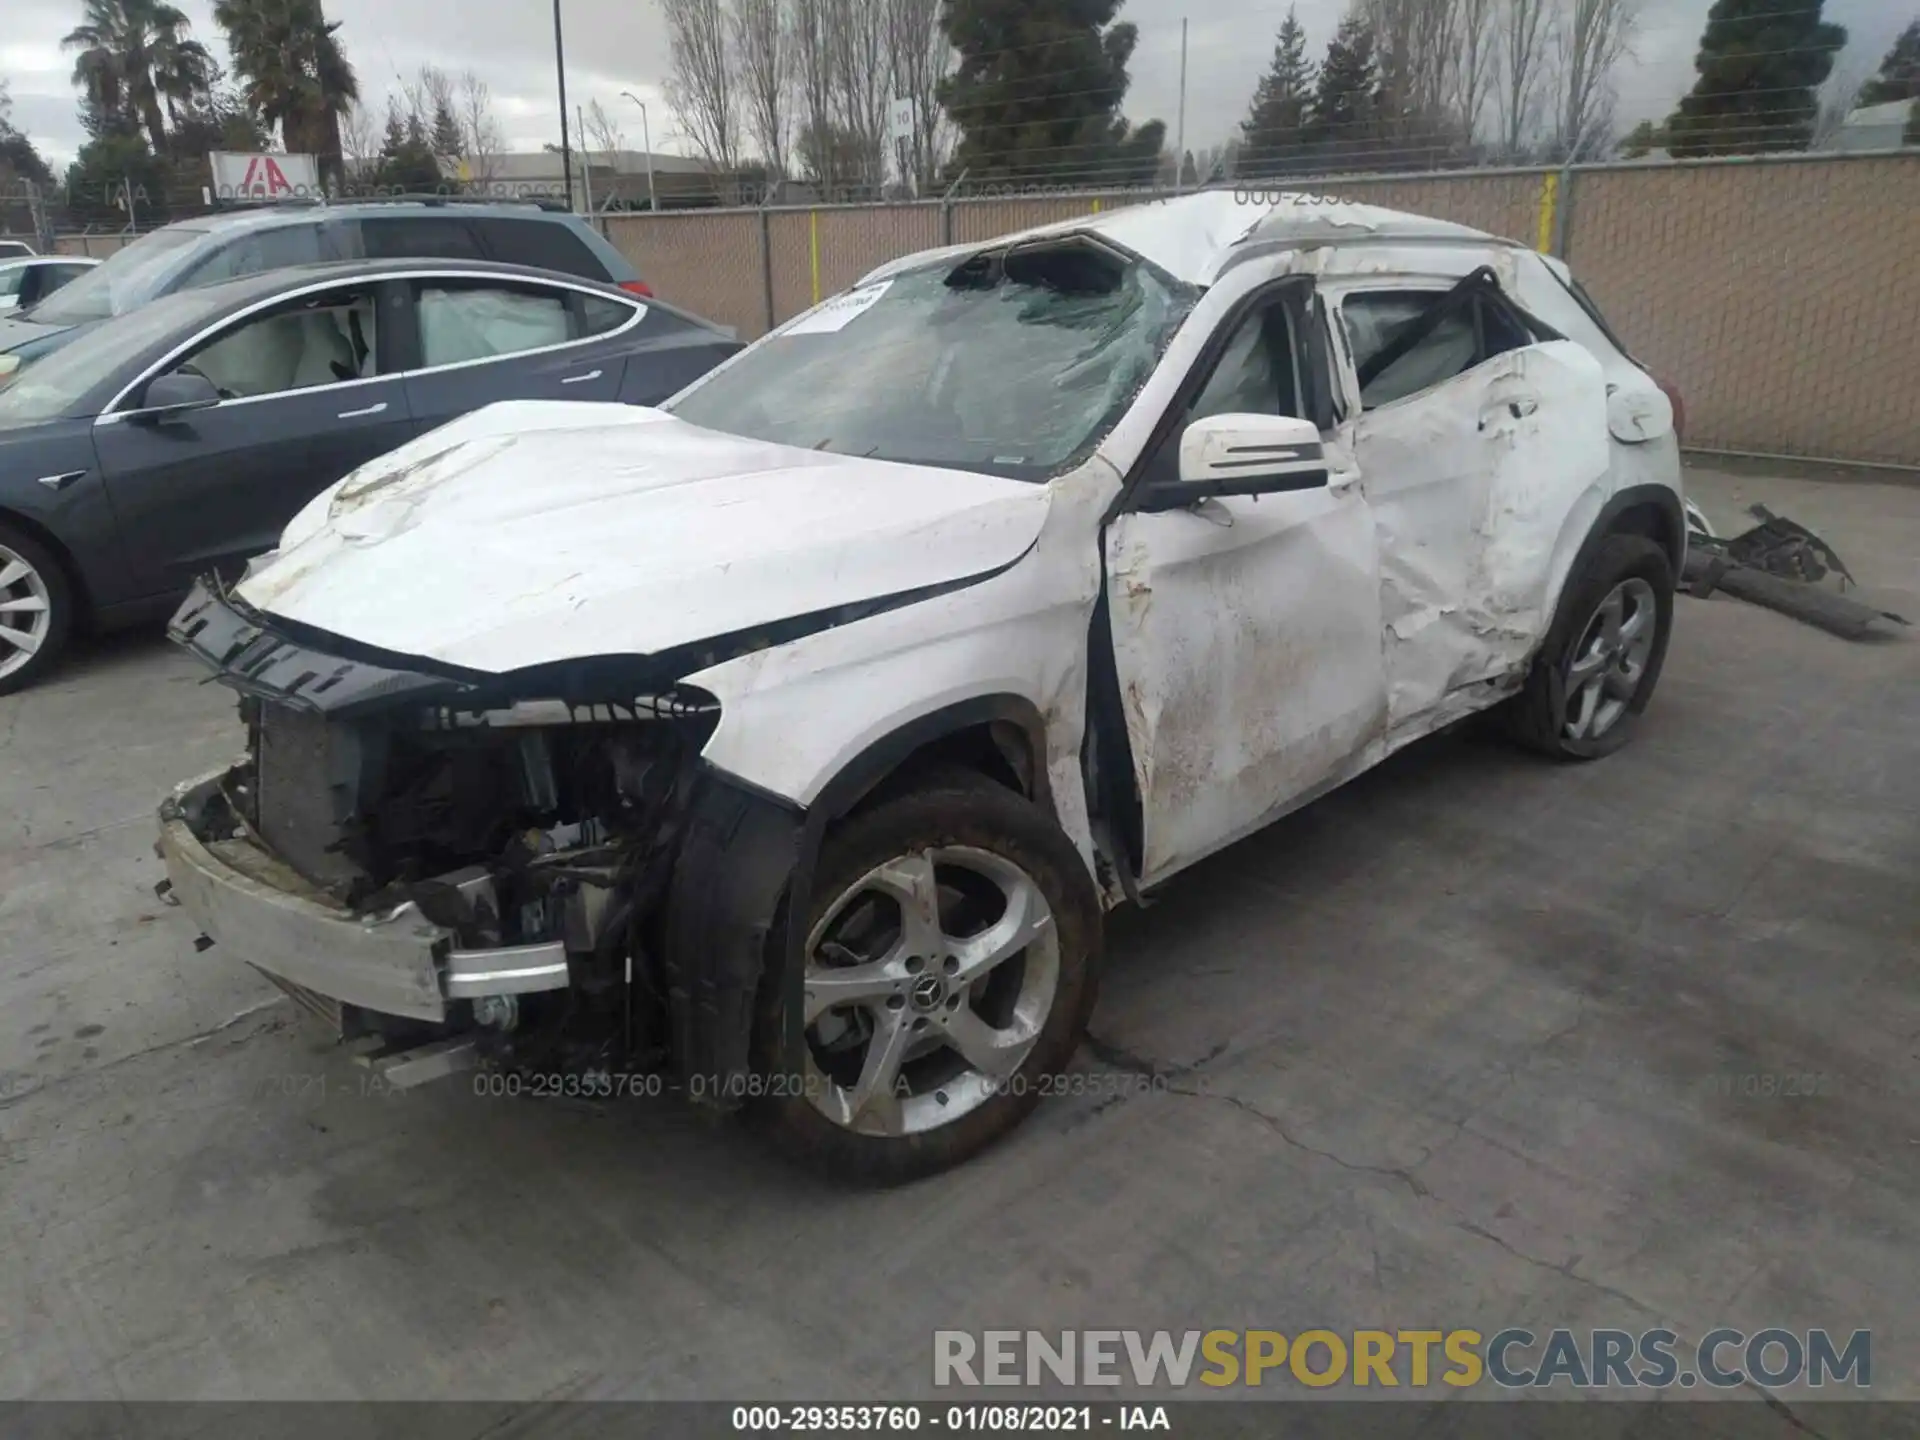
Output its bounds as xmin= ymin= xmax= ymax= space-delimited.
xmin=909 ymin=973 xmax=947 ymax=1014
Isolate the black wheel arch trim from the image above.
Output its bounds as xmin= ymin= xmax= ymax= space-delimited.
xmin=1568 ymin=484 xmax=1686 ymax=596
xmin=668 ymin=693 xmax=1059 ymax=1111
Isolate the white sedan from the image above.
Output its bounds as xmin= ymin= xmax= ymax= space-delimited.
xmin=0 ymin=254 xmax=98 ymax=318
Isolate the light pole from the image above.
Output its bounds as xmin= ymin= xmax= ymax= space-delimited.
xmin=553 ymin=0 xmax=574 ymax=210
xmin=620 ymin=91 xmax=658 ymax=211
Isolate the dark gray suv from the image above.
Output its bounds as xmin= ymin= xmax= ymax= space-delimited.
xmin=0 ymin=199 xmax=649 ymax=375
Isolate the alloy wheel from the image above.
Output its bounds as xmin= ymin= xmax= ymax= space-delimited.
xmin=803 ymin=845 xmax=1059 ymax=1137
xmin=0 ymin=543 xmax=52 ymax=682
xmin=1563 ymin=576 xmax=1658 ymax=743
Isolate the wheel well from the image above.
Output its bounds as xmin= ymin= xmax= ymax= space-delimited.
xmin=1607 ymin=499 xmax=1683 ymax=574
xmin=0 ymin=507 xmax=93 ymax=632
xmin=855 ymin=721 xmax=1039 ymax=815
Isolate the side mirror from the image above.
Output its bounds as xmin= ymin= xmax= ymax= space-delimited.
xmin=1162 ymin=412 xmax=1328 ymax=507
xmin=128 ymin=370 xmax=222 ymax=426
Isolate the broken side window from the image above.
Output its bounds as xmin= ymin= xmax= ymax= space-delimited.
xmin=1343 ymin=290 xmax=1480 ymax=410
xmin=1343 ymin=280 xmax=1550 ymax=412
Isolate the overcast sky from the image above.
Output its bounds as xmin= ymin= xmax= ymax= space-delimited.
xmin=2 ymin=0 xmax=1907 ymax=168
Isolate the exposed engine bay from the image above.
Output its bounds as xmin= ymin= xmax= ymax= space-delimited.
xmin=160 ymin=579 xmax=802 ymax=1099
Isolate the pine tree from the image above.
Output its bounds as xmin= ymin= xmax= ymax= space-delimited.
xmin=1666 ymin=0 xmax=1847 ymax=155
xmin=1240 ymin=7 xmax=1316 ymax=178
xmin=430 ymin=98 xmax=464 ymax=159
xmin=1308 ymin=15 xmax=1380 ymax=163
xmin=1858 ymin=19 xmax=1920 ymax=105
xmin=938 ymin=0 xmax=1167 ymax=186
xmin=375 ymin=95 xmax=441 ymax=190
xmin=379 ymin=97 xmax=406 ymax=158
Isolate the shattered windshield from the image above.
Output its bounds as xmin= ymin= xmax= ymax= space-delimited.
xmin=665 ymin=239 xmax=1196 ymax=480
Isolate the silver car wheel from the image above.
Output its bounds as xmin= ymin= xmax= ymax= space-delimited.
xmin=1563 ymin=576 xmax=1657 ymax=743
xmin=0 ymin=543 xmax=52 ymax=681
xmin=803 ymin=845 xmax=1059 ymax=1138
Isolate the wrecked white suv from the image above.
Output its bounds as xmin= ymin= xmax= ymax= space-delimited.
xmin=158 ymin=192 xmax=1684 ymax=1182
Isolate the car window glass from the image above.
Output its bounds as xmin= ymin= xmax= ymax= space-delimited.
xmin=181 ymin=225 xmax=327 ymax=288
xmin=580 ymin=294 xmax=637 ymax=337
xmin=1188 ymin=303 xmax=1303 ymax=423
xmin=364 ymin=216 xmax=484 ymax=260
xmin=175 ymin=287 xmax=382 ymax=399
xmin=0 ymin=268 xmax=24 ymax=303
xmin=666 ymin=242 xmax=1195 ymax=480
xmin=480 ymin=218 xmax=607 ymax=278
xmin=416 ymin=283 xmax=571 ymax=366
xmin=1479 ymin=295 xmax=1534 ymax=361
xmin=1343 ymin=291 xmax=1479 ymax=410
xmin=21 ymin=226 xmax=200 ymax=324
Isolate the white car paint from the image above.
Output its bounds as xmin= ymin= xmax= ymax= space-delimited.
xmin=1350 ymin=340 xmax=1613 ymax=736
xmin=0 ymin=255 xmax=98 ymax=317
xmin=242 ymin=192 xmax=1683 ymax=902
xmin=244 ymin=402 xmax=1051 ymax=674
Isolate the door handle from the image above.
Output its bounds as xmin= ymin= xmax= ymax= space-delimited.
xmin=1478 ymin=395 xmax=1539 ymax=430
xmin=338 ymin=401 xmax=388 ymax=419
xmin=560 ymin=369 xmax=604 ymax=385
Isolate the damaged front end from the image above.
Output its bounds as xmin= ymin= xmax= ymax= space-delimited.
xmin=157 ymin=579 xmax=800 ymax=1102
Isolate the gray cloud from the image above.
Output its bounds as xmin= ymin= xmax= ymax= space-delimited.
xmin=6 ymin=0 xmax=1906 ymax=168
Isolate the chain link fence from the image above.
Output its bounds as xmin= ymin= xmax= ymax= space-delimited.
xmin=602 ymin=150 xmax=1919 ymax=469
xmin=6 ymin=150 xmax=1913 ymax=466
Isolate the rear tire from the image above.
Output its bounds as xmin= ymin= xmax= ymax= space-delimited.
xmin=1506 ymin=533 xmax=1674 ymax=760
xmin=749 ymin=772 xmax=1103 ymax=1186
xmin=0 ymin=522 xmax=74 ymax=697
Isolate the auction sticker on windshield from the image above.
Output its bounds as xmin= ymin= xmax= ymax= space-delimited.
xmin=785 ymin=280 xmax=893 ymax=335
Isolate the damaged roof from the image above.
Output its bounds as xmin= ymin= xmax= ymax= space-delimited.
xmin=861 ymin=189 xmax=1509 ymax=290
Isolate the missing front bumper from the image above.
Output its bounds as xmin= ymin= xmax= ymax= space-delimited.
xmin=157 ymin=769 xmax=570 ymax=1025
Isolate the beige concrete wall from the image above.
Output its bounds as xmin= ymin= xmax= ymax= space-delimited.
xmin=1565 ymin=154 xmax=1919 ymax=466
xmin=601 ymin=153 xmax=1920 ymax=465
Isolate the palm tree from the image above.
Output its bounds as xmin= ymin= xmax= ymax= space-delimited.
xmin=64 ymin=0 xmax=215 ymax=153
xmin=214 ymin=0 xmax=359 ymax=185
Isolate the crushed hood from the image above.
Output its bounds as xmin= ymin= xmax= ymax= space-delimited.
xmin=239 ymin=401 xmax=1049 ymax=675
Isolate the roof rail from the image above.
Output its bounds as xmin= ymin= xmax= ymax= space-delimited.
xmin=322 ymin=192 xmax=573 ymax=212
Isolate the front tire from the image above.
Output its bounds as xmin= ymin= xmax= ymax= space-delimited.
xmin=1507 ymin=533 xmax=1675 ymax=760
xmin=0 ymin=523 xmax=74 ymax=697
xmin=750 ymin=772 xmax=1103 ymax=1185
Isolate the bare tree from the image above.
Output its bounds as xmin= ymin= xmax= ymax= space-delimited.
xmin=1495 ymin=0 xmax=1554 ymax=156
xmin=1811 ymin=62 xmax=1867 ymax=148
xmin=583 ymin=98 xmax=626 ymax=161
xmin=457 ymin=70 xmax=505 ymax=185
xmin=412 ymin=66 xmax=458 ymax=124
xmin=733 ymin=0 xmax=791 ymax=190
xmin=1550 ymin=0 xmax=1636 ymax=160
xmin=663 ymin=0 xmax=741 ymax=181
xmin=885 ymin=0 xmax=949 ymax=189
xmin=791 ymin=0 xmax=839 ymax=190
xmin=826 ymin=0 xmax=890 ymax=192
xmin=340 ymin=101 xmax=382 ymax=179
xmin=1453 ymin=0 xmax=1498 ymax=141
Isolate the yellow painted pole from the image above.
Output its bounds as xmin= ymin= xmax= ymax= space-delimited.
xmin=809 ymin=211 xmax=821 ymax=305
xmin=1535 ymin=173 xmax=1560 ymax=254
xmin=1091 ymin=198 xmax=1102 ymax=213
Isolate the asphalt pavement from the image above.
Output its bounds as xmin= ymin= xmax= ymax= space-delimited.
xmin=1 ymin=463 xmax=1916 ymax=1409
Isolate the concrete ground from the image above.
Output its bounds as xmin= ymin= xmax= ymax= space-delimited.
xmin=1 ymin=463 xmax=1916 ymax=1409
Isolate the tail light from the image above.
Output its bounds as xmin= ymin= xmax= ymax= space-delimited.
xmin=619 ymin=280 xmax=653 ymax=298
xmin=1654 ymin=375 xmax=1686 ymax=442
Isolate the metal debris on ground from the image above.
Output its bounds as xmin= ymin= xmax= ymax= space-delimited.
xmin=1682 ymin=503 xmax=1910 ymax=641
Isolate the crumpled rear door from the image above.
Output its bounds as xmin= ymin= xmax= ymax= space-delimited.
xmin=1354 ymin=338 xmax=1611 ymax=740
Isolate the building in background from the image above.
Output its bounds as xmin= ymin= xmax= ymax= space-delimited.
xmin=1824 ymin=100 xmax=1917 ymax=153
xmin=443 ymin=151 xmax=754 ymax=211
